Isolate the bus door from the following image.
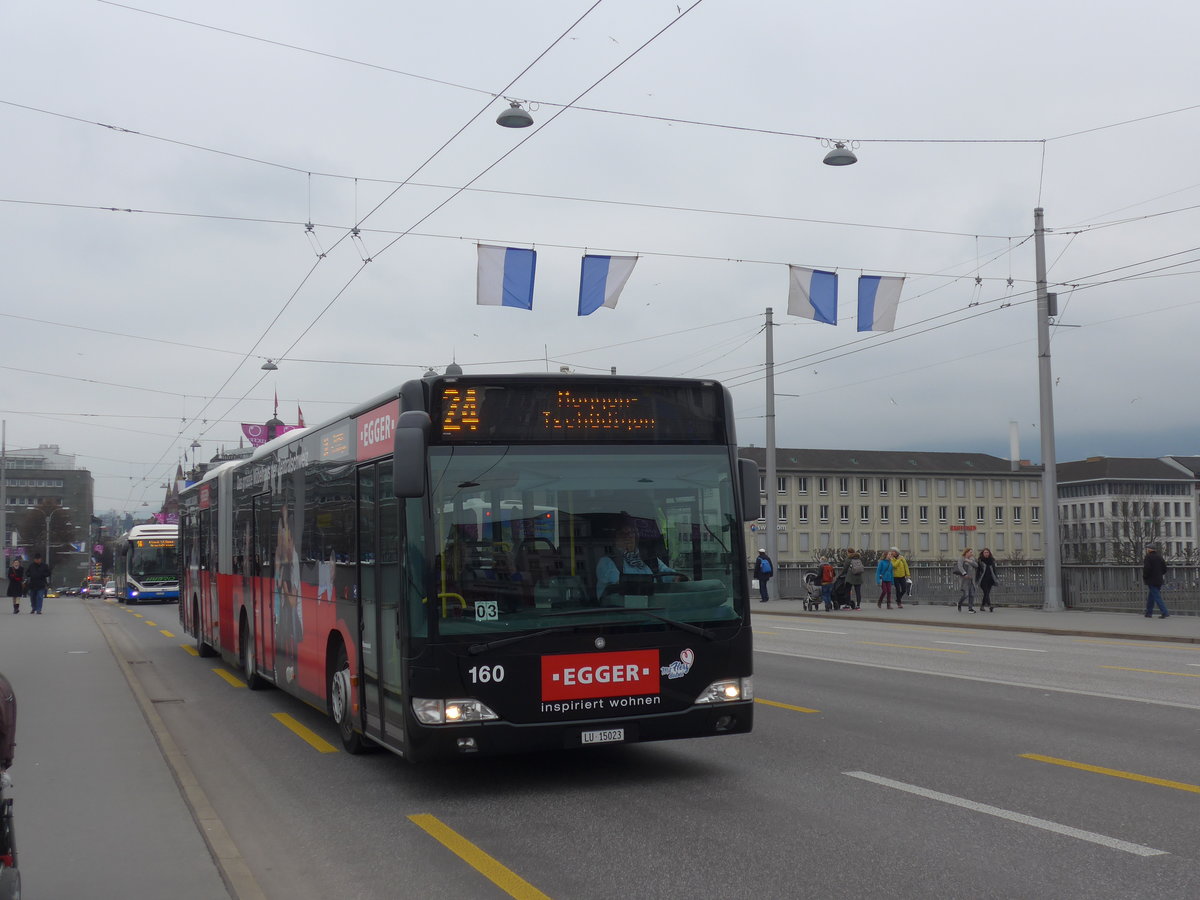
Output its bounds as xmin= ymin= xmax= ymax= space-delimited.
xmin=357 ymin=462 xmax=405 ymax=746
xmin=253 ymin=494 xmax=276 ymax=679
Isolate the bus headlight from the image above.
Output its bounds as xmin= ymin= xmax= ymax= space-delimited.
xmin=694 ymin=676 xmax=753 ymax=704
xmin=412 ymin=697 xmax=500 ymax=725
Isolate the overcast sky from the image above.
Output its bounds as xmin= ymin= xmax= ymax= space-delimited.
xmin=4 ymin=0 xmax=1199 ymax=515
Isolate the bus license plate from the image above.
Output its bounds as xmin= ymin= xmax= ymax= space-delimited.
xmin=581 ymin=728 xmax=625 ymax=745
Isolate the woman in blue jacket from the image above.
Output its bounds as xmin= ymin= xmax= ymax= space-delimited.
xmin=875 ymin=553 xmax=895 ymax=609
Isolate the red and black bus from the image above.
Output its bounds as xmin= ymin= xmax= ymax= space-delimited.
xmin=180 ymin=373 xmax=758 ymax=761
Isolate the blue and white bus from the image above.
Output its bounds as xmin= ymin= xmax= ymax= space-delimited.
xmin=114 ymin=524 xmax=180 ymax=604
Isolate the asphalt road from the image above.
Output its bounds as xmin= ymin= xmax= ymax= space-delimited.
xmin=7 ymin=597 xmax=1200 ymax=899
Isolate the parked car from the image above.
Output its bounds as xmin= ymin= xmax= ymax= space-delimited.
xmin=103 ymin=581 xmax=117 ymax=598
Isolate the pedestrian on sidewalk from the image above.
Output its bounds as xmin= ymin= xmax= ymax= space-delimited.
xmin=819 ymin=560 xmax=837 ymax=610
xmin=753 ymin=549 xmax=773 ymax=603
xmin=955 ymin=548 xmax=978 ymax=612
xmin=6 ymin=561 xmax=24 ymax=615
xmin=876 ymin=552 xmax=895 ymax=609
xmin=23 ymin=554 xmax=52 ymax=616
xmin=841 ymin=549 xmax=864 ymax=609
xmin=1142 ymin=543 xmax=1170 ymax=619
xmin=890 ymin=547 xmax=910 ymax=608
xmin=977 ymin=548 xmax=999 ymax=612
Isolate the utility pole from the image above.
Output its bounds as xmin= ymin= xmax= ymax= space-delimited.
xmin=763 ymin=308 xmax=778 ymax=599
xmin=1034 ymin=208 xmax=1064 ymax=610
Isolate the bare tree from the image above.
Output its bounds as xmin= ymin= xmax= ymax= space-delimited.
xmin=1108 ymin=497 xmax=1164 ymax=564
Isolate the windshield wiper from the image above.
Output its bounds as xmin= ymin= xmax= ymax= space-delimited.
xmin=547 ymin=606 xmax=716 ymax=640
xmin=467 ymin=625 xmax=578 ymax=656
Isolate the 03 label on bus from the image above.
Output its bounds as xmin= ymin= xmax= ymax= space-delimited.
xmin=581 ymin=728 xmax=625 ymax=745
xmin=474 ymin=601 xmax=499 ymax=621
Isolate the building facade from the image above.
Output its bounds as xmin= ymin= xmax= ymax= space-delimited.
xmin=739 ymin=447 xmax=1045 ymax=564
xmin=1056 ymin=456 xmax=1198 ymax=563
xmin=1 ymin=444 xmax=95 ymax=585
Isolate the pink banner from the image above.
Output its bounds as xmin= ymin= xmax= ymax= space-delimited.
xmin=241 ymin=422 xmax=302 ymax=447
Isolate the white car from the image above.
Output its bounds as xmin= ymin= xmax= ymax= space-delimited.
xmin=103 ymin=581 xmax=117 ymax=598
xmin=85 ymin=583 xmax=104 ymax=597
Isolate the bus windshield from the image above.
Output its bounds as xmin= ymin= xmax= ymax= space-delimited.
xmin=130 ymin=540 xmax=179 ymax=580
xmin=427 ymin=445 xmax=745 ymax=637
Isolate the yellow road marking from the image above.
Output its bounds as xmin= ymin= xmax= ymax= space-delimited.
xmin=271 ymin=713 xmax=339 ymax=753
xmin=1021 ymin=754 xmax=1200 ymax=794
xmin=1076 ymin=639 xmax=1198 ymax=650
xmin=145 ymin=621 xmax=157 ymax=627
xmin=860 ymin=641 xmax=968 ymax=653
xmin=182 ymin=644 xmax=199 ymax=656
xmin=160 ymin=629 xmax=175 ymax=638
xmin=755 ymin=697 xmax=820 ymax=714
xmin=133 ymin=613 xmax=144 ymax=618
xmin=1101 ymin=665 xmax=1200 ymax=678
xmin=212 ymin=668 xmax=246 ymax=688
xmin=408 ymin=813 xmax=551 ymax=900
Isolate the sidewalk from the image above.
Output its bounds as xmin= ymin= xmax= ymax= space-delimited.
xmin=0 ymin=593 xmax=230 ymax=898
xmin=754 ymin=595 xmax=1200 ymax=644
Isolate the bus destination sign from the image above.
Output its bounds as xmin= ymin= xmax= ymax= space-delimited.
xmin=434 ymin=381 xmax=723 ymax=443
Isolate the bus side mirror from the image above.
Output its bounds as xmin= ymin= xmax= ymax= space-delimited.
xmin=393 ymin=411 xmax=431 ymax=498
xmin=738 ymin=458 xmax=759 ymax=522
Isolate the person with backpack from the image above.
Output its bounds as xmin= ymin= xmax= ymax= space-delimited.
xmin=890 ymin=547 xmax=910 ymax=609
xmin=840 ymin=549 xmax=864 ymax=609
xmin=955 ymin=548 xmax=978 ymax=612
xmin=876 ymin=551 xmax=895 ymax=609
xmin=819 ymin=560 xmax=837 ymax=610
xmin=753 ymin=549 xmax=773 ymax=602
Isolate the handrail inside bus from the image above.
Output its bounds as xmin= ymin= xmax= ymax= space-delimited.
xmin=434 ymin=592 xmax=465 ymax=618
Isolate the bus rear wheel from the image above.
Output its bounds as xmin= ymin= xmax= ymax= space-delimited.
xmin=330 ymin=645 xmax=366 ymax=754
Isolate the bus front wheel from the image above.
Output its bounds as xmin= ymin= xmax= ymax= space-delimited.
xmin=330 ymin=646 xmax=366 ymax=754
xmin=239 ymin=615 xmax=265 ymax=690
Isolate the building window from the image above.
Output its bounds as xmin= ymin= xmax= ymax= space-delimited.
xmin=1031 ymin=506 xmax=1040 ymax=523
xmin=879 ymin=478 xmax=889 ymax=495
xmin=839 ymin=505 xmax=850 ymax=523
xmin=936 ymin=479 xmax=947 ymax=498
xmin=798 ymin=533 xmax=811 ymax=552
xmin=898 ymin=478 xmax=909 ymax=495
xmin=994 ymin=533 xmax=1005 ymax=551
xmin=955 ymin=480 xmax=967 ymax=498
xmin=1013 ymin=482 xmax=1023 ymax=498
xmin=938 ymin=506 xmax=947 ymax=523
xmin=758 ymin=504 xmax=766 ymax=521
xmin=917 ymin=478 xmax=928 ymax=498
xmin=993 ymin=479 xmax=1005 ymax=498
xmin=899 ymin=505 xmax=909 ymax=523
xmin=880 ymin=505 xmax=890 ymax=523
xmin=797 ymin=477 xmax=808 ymax=494
xmin=778 ymin=476 xmax=789 ymax=494
xmin=798 ymin=504 xmax=808 ymax=523
xmin=920 ymin=532 xmax=931 ymax=552
xmin=974 ymin=480 xmax=986 ymax=498
xmin=818 ymin=477 xmax=829 ymax=494
xmin=1013 ymin=506 xmax=1022 ymax=523
xmin=1014 ymin=533 xmax=1024 ymax=551
xmin=759 ymin=476 xmax=765 ymax=494
xmin=957 ymin=506 xmax=967 ymax=523
xmin=938 ymin=532 xmax=949 ymax=552
xmin=1032 ymin=532 xmax=1042 ymax=551
xmin=859 ymin=478 xmax=870 ymax=494
xmin=1030 ymin=482 xmax=1040 ymax=498
xmin=976 ymin=506 xmax=986 ymax=523
xmin=819 ymin=505 xmax=829 ymax=523
xmin=919 ymin=505 xmax=928 ymax=523
xmin=839 ymin=478 xmax=850 ymax=495
xmin=859 ymin=505 xmax=871 ymax=523
xmin=778 ymin=505 xmax=788 ymax=522
xmin=994 ymin=506 xmax=1004 ymax=523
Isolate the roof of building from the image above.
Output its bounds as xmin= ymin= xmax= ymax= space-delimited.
xmin=1164 ymin=455 xmax=1200 ymax=476
xmin=738 ymin=447 xmax=1040 ymax=475
xmin=1056 ymin=456 xmax=1193 ymax=483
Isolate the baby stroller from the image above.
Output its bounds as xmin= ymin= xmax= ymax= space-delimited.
xmin=802 ymin=572 xmax=822 ymax=611
xmin=830 ymin=576 xmax=852 ymax=610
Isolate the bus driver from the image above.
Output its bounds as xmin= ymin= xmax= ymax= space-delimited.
xmin=595 ymin=521 xmax=680 ymax=599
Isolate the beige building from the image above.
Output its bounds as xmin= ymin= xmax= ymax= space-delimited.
xmin=739 ymin=447 xmax=1045 ymax=564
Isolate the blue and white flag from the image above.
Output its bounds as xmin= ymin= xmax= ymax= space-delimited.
xmin=787 ymin=266 xmax=839 ymax=325
xmin=857 ymin=274 xmax=905 ymax=332
xmin=477 ymin=244 xmax=536 ymax=309
xmin=578 ymin=254 xmax=638 ymax=316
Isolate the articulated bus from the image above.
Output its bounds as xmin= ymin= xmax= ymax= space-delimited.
xmin=113 ymin=524 xmax=180 ymax=604
xmin=179 ymin=374 xmax=759 ymax=762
